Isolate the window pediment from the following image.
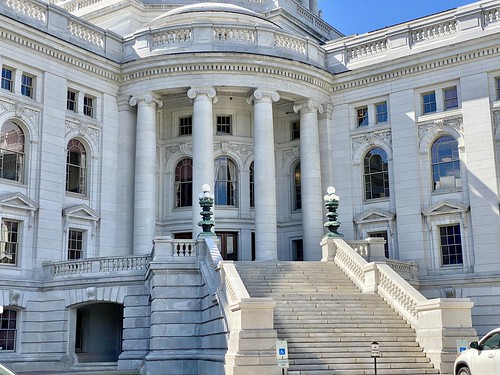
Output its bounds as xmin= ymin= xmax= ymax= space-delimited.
xmin=0 ymin=192 xmax=38 ymax=212
xmin=354 ymin=209 xmax=395 ymax=224
xmin=422 ymin=200 xmax=469 ymax=217
xmin=63 ymin=204 xmax=100 ymax=222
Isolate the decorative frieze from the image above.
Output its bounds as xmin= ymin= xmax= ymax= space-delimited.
xmin=65 ymin=118 xmax=101 ymax=151
xmin=411 ymin=21 xmax=457 ymax=45
xmin=351 ymin=130 xmax=392 ymax=156
xmin=418 ymin=117 xmax=463 ymax=142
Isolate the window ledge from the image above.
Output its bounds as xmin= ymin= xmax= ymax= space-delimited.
xmin=431 ymin=188 xmax=462 ymax=195
xmin=351 ymin=123 xmax=391 ymax=135
xmin=363 ymin=197 xmax=390 ymax=204
xmin=417 ymin=109 xmax=462 ymax=124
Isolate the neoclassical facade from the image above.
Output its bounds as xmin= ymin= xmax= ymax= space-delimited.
xmin=1 ymin=0 xmax=500 ymax=373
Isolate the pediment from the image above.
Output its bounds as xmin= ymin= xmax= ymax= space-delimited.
xmin=354 ymin=209 xmax=395 ymax=224
xmin=422 ymin=200 xmax=469 ymax=217
xmin=0 ymin=192 xmax=38 ymax=212
xmin=63 ymin=204 xmax=100 ymax=222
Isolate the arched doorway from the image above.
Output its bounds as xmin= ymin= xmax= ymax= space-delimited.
xmin=74 ymin=303 xmax=123 ymax=363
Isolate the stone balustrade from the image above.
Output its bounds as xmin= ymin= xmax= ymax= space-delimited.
xmin=325 ymin=2 xmax=500 ymax=72
xmin=43 ymin=254 xmax=150 ymax=278
xmin=322 ymin=237 xmax=477 ymax=375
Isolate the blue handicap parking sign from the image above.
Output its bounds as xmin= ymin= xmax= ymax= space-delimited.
xmin=279 ymin=348 xmax=286 ymax=356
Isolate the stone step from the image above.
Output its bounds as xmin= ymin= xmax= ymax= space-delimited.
xmin=235 ymin=261 xmax=437 ymax=374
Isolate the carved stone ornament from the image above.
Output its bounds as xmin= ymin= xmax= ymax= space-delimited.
xmin=418 ymin=117 xmax=463 ymax=141
xmin=351 ymin=130 xmax=392 ymax=156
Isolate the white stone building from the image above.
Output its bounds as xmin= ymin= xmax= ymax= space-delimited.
xmin=0 ymin=0 xmax=499 ymax=373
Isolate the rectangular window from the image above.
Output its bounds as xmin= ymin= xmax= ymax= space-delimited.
xmin=83 ymin=95 xmax=94 ymax=118
xmin=0 ymin=309 xmax=17 ymax=351
xmin=0 ymin=220 xmax=19 ymax=265
xmin=291 ymin=121 xmax=300 ymax=140
xmin=422 ymin=92 xmax=437 ymax=114
xmin=179 ymin=116 xmax=192 ymax=136
xmin=440 ymin=224 xmax=463 ymax=266
xmin=496 ymin=78 xmax=500 ymax=101
xmin=68 ymin=229 xmax=84 ymax=260
xmin=216 ymin=116 xmax=232 ymax=134
xmin=375 ymin=102 xmax=388 ymax=123
xmin=1 ymin=67 xmax=13 ymax=92
xmin=67 ymin=90 xmax=77 ymax=112
xmin=21 ymin=74 xmax=34 ymax=98
xmin=357 ymin=107 xmax=368 ymax=127
xmin=444 ymin=86 xmax=458 ymax=110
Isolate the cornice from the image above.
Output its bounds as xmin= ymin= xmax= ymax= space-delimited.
xmin=332 ymin=44 xmax=500 ymax=93
xmin=122 ymin=56 xmax=332 ymax=93
xmin=0 ymin=25 xmax=120 ymax=83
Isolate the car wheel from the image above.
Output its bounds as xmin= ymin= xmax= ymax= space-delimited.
xmin=457 ymin=367 xmax=471 ymax=375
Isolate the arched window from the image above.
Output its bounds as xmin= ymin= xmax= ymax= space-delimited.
xmin=431 ymin=135 xmax=460 ymax=191
xmin=175 ymin=158 xmax=193 ymax=207
xmin=0 ymin=308 xmax=17 ymax=351
xmin=0 ymin=121 xmax=25 ymax=182
xmin=66 ymin=139 xmax=87 ymax=195
xmin=214 ymin=157 xmax=237 ymax=206
xmin=249 ymin=162 xmax=254 ymax=208
xmin=364 ymin=148 xmax=389 ymax=200
xmin=293 ymin=163 xmax=301 ymax=210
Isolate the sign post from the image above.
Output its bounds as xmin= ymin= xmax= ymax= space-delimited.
xmin=276 ymin=340 xmax=289 ymax=374
xmin=371 ymin=341 xmax=380 ymax=375
xmin=457 ymin=339 xmax=469 ymax=354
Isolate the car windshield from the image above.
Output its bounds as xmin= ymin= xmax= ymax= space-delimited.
xmin=481 ymin=332 xmax=500 ymax=350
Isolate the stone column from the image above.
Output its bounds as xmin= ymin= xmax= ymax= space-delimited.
xmin=309 ymin=0 xmax=319 ymax=15
xmin=247 ymin=90 xmax=280 ymax=260
xmin=129 ymin=93 xmax=162 ymax=255
xmin=294 ymin=99 xmax=324 ymax=260
xmin=299 ymin=0 xmax=308 ymax=8
xmin=187 ymin=87 xmax=217 ymax=238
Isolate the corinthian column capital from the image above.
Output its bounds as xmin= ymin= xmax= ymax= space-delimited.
xmin=246 ymin=89 xmax=280 ymax=105
xmin=293 ymin=99 xmax=323 ymax=114
xmin=129 ymin=92 xmax=163 ymax=108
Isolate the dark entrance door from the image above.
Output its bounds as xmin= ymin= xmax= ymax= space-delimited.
xmin=217 ymin=232 xmax=238 ymax=260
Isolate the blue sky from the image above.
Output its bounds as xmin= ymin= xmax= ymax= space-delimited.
xmin=319 ymin=0 xmax=480 ymax=36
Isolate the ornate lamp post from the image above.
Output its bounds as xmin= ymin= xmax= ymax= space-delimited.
xmin=323 ymin=186 xmax=343 ymax=238
xmin=198 ymin=184 xmax=216 ymax=237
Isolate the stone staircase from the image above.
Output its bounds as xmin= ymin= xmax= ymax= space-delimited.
xmin=235 ymin=261 xmax=440 ymax=375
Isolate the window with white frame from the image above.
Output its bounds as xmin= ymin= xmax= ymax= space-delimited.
xmin=175 ymin=158 xmax=192 ymax=207
xmin=216 ymin=115 xmax=232 ymax=135
xmin=67 ymin=90 xmax=77 ymax=112
xmin=431 ymin=135 xmax=460 ymax=191
xmin=293 ymin=162 xmax=301 ymax=211
xmin=422 ymin=91 xmax=437 ymax=114
xmin=68 ymin=228 xmax=84 ymax=260
xmin=443 ymin=86 xmax=458 ymax=110
xmin=179 ymin=116 xmax=192 ymax=136
xmin=0 ymin=308 xmax=17 ymax=351
xmin=66 ymin=139 xmax=87 ymax=195
xmin=439 ymin=224 xmax=463 ymax=266
xmin=364 ymin=147 xmax=389 ymax=200
xmin=21 ymin=73 xmax=34 ymax=98
xmin=214 ymin=156 xmax=237 ymax=206
xmin=375 ymin=102 xmax=388 ymax=123
xmin=0 ymin=121 xmax=25 ymax=183
xmin=356 ymin=106 xmax=368 ymax=127
xmin=0 ymin=219 xmax=19 ymax=265
xmin=1 ymin=67 xmax=13 ymax=92
xmin=83 ymin=95 xmax=95 ymax=118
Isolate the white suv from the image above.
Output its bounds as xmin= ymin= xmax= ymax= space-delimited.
xmin=454 ymin=327 xmax=500 ymax=375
